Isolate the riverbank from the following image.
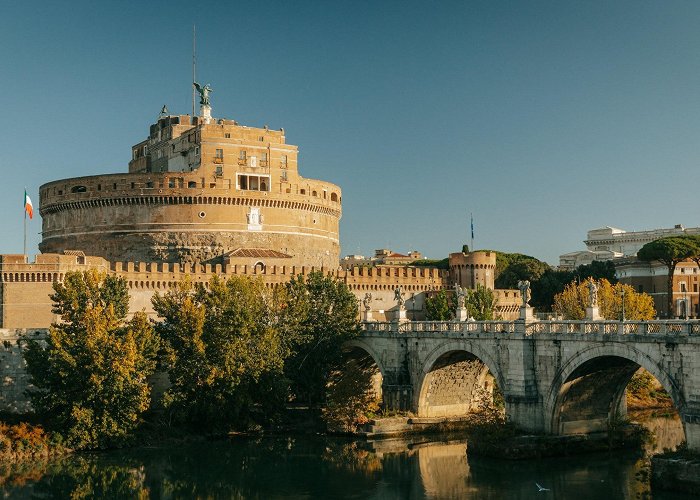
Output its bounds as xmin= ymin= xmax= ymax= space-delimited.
xmin=0 ymin=422 xmax=69 ymax=463
xmin=353 ymin=415 xmax=652 ymax=459
xmin=651 ymin=448 xmax=700 ymax=494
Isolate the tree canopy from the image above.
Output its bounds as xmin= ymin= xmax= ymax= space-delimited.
xmin=465 ymin=284 xmax=497 ymax=320
xmin=554 ymin=278 xmax=655 ymax=320
xmin=283 ymin=271 xmax=362 ymax=405
xmin=152 ymin=276 xmax=288 ymax=430
xmin=493 ymin=252 xmax=550 ymax=289
xmin=24 ymin=270 xmax=159 ymax=449
xmin=425 ymin=290 xmax=451 ymax=320
xmin=638 ymin=236 xmax=700 ymax=317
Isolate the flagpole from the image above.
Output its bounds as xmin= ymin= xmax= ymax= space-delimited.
xmin=23 ymin=188 xmax=27 ymax=257
xmin=470 ymin=212 xmax=474 ymax=253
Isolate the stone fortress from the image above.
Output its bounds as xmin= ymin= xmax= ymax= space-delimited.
xmin=0 ymin=87 xmax=521 ymax=331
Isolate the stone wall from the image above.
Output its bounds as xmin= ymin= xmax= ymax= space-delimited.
xmin=0 ymin=329 xmax=44 ymax=413
xmin=39 ymin=173 xmax=341 ymax=268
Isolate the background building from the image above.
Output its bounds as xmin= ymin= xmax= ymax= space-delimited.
xmin=559 ymin=224 xmax=700 ymax=270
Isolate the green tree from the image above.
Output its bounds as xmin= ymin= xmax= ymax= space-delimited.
xmin=493 ymin=252 xmax=550 ymax=289
xmin=323 ymin=354 xmax=381 ymax=432
xmin=574 ymin=260 xmax=617 ymax=283
xmin=425 ymin=290 xmax=452 ymax=320
xmin=529 ymin=268 xmax=578 ymax=312
xmin=284 ymin=271 xmax=362 ymax=405
xmin=465 ymin=284 xmax=497 ymax=320
xmin=152 ymin=276 xmax=287 ymax=430
xmin=23 ymin=270 xmax=159 ymax=449
xmin=638 ymin=236 xmax=700 ymax=317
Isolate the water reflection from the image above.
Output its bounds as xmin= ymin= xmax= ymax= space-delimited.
xmin=0 ymin=413 xmax=693 ymax=499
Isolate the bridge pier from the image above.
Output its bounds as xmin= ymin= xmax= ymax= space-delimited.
xmin=382 ymin=382 xmax=413 ymax=412
xmin=503 ymin=325 xmax=545 ymax=432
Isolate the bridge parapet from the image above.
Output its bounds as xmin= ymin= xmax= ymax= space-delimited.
xmin=362 ymin=320 xmax=700 ymax=337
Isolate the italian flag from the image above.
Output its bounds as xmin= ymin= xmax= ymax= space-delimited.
xmin=24 ymin=190 xmax=33 ymax=219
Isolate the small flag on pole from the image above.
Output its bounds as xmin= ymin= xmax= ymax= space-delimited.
xmin=470 ymin=213 xmax=474 ymax=240
xmin=24 ymin=190 xmax=33 ymax=219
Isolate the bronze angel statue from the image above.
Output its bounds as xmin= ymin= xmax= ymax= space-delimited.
xmin=193 ymin=82 xmax=213 ymax=106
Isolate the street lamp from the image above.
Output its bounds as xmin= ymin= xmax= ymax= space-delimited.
xmin=681 ymin=282 xmax=688 ymax=320
xmin=620 ymin=288 xmax=626 ymax=322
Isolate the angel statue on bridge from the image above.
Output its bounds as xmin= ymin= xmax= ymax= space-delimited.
xmin=517 ymin=280 xmax=531 ymax=307
xmin=588 ymin=279 xmax=599 ymax=307
xmin=394 ymin=287 xmax=405 ymax=308
xmin=363 ymin=292 xmax=372 ymax=312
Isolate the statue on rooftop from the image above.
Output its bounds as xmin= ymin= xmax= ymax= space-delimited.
xmin=193 ymin=82 xmax=213 ymax=106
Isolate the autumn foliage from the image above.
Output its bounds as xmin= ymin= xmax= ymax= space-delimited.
xmin=23 ymin=270 xmax=160 ymax=449
xmin=553 ymin=279 xmax=655 ymax=320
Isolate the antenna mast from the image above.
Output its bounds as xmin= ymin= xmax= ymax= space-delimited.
xmin=192 ymin=24 xmax=196 ymax=117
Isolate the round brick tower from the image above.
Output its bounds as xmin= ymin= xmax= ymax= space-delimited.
xmin=39 ymin=112 xmax=341 ymax=268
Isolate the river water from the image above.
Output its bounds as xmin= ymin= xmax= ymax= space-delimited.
xmin=1 ymin=411 xmax=693 ymax=499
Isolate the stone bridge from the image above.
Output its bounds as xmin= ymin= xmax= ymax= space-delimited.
xmin=347 ymin=319 xmax=700 ymax=451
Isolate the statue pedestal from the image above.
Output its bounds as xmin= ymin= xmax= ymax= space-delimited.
xmin=585 ymin=306 xmax=602 ymax=321
xmin=394 ymin=307 xmax=408 ymax=323
xmin=362 ymin=310 xmax=374 ymax=322
xmin=456 ymin=307 xmax=468 ymax=321
xmin=200 ymin=104 xmax=212 ymax=124
xmin=520 ymin=306 xmax=537 ymax=322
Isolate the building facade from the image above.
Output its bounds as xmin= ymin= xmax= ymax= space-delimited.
xmin=39 ymin=110 xmax=341 ymax=268
xmin=559 ymin=224 xmax=700 ymax=270
xmin=615 ymin=257 xmax=699 ymax=319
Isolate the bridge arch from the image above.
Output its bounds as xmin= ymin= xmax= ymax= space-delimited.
xmin=545 ymin=343 xmax=685 ymax=437
xmin=416 ymin=340 xmax=504 ymax=418
xmin=343 ymin=339 xmax=385 ymax=376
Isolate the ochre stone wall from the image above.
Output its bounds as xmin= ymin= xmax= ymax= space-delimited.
xmin=39 ymin=173 xmax=340 ymax=268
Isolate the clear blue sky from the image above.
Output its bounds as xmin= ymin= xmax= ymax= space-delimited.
xmin=2 ymin=1 xmax=700 ymax=264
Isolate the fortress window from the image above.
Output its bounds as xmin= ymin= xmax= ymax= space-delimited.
xmin=215 ymin=166 xmax=223 ymax=177
xmin=280 ymin=170 xmax=287 ymax=182
xmin=300 ymin=189 xmax=306 ymax=195
xmin=131 ymin=182 xmax=136 ymax=189
xmin=146 ymin=182 xmax=154 ymax=188
xmin=70 ymin=185 xmax=86 ymax=193
xmin=113 ymin=183 xmax=117 ymax=190
xmin=188 ymin=181 xmax=197 ymax=188
xmin=312 ymin=190 xmax=317 ymax=197
xmin=215 ymin=149 xmax=223 ymax=158
xmin=260 ymin=152 xmax=268 ymax=165
xmin=168 ymin=179 xmax=175 ymax=188
xmin=97 ymin=184 xmax=101 ymax=191
xmin=281 ymin=155 xmax=288 ymax=168
xmin=225 ymin=133 xmax=231 ymax=138
xmin=237 ymin=174 xmax=270 ymax=192
xmin=331 ymin=192 xmax=338 ymax=202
